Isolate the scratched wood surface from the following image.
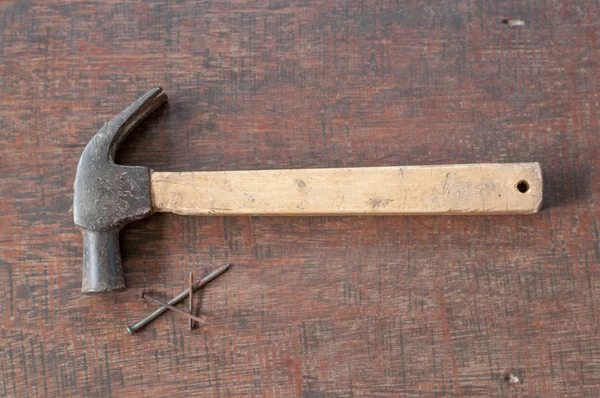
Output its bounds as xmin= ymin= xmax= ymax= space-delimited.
xmin=1 ymin=1 xmax=599 ymax=396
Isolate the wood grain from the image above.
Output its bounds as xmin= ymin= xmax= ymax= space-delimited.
xmin=1 ymin=0 xmax=599 ymax=397
xmin=151 ymin=163 xmax=543 ymax=215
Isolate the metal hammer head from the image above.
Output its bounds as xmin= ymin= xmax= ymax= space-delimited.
xmin=74 ymin=88 xmax=167 ymax=293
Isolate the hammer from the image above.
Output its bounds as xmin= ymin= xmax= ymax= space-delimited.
xmin=74 ymin=88 xmax=543 ymax=293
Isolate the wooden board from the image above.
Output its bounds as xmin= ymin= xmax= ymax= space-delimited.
xmin=1 ymin=1 xmax=599 ymax=397
xmin=151 ymin=163 xmax=543 ymax=215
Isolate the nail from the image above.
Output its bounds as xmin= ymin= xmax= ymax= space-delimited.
xmin=127 ymin=264 xmax=230 ymax=335
xmin=189 ymin=271 xmax=193 ymax=330
xmin=142 ymin=293 xmax=207 ymax=325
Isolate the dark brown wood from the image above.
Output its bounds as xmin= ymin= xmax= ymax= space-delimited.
xmin=1 ymin=1 xmax=599 ymax=396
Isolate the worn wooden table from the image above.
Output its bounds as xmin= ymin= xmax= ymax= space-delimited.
xmin=2 ymin=1 xmax=599 ymax=396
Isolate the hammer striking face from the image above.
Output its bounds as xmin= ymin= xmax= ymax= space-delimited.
xmin=74 ymin=88 xmax=543 ymax=294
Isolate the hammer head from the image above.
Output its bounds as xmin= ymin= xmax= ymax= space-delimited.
xmin=74 ymin=88 xmax=167 ymax=293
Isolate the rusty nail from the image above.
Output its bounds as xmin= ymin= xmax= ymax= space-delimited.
xmin=127 ymin=264 xmax=230 ymax=335
xmin=142 ymin=292 xmax=207 ymax=325
xmin=189 ymin=271 xmax=194 ymax=330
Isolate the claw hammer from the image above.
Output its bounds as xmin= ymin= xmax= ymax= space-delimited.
xmin=73 ymin=88 xmax=542 ymax=293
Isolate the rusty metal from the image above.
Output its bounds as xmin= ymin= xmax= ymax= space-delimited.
xmin=126 ymin=264 xmax=230 ymax=335
xmin=73 ymin=88 xmax=167 ymax=293
xmin=188 ymin=271 xmax=194 ymax=330
xmin=142 ymin=293 xmax=207 ymax=324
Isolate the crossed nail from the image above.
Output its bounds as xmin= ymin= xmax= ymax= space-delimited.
xmin=127 ymin=264 xmax=231 ymax=335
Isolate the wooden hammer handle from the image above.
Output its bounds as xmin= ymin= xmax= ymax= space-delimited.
xmin=150 ymin=163 xmax=542 ymax=216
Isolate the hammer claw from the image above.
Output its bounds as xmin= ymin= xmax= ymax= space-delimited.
xmin=101 ymin=88 xmax=168 ymax=161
